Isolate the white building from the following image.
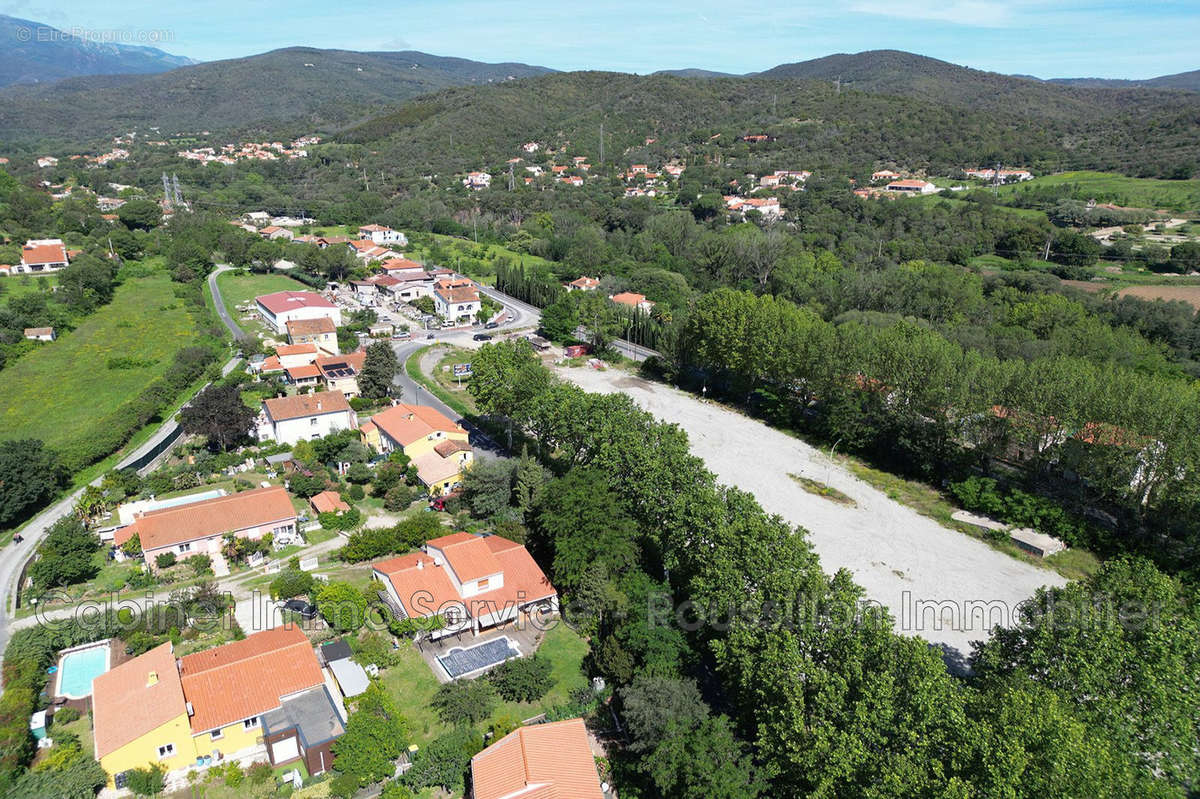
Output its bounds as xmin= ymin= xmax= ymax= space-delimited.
xmin=462 ymin=172 xmax=492 ymax=190
xmin=885 ymin=179 xmax=939 ymax=195
xmin=14 ymin=239 xmax=70 ymax=274
xmin=432 ymin=278 xmax=482 ymax=325
xmin=255 ymin=291 xmax=342 ymax=335
xmin=257 ymin=391 xmax=358 ymax=445
xmin=357 ymin=224 xmax=408 ymax=246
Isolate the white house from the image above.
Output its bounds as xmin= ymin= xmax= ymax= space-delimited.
xmin=257 ymin=391 xmax=358 ymax=445
xmin=357 ymin=224 xmax=407 ymax=246
xmin=462 ymin=172 xmax=492 ymax=190
xmin=432 ymin=278 xmax=482 ymax=325
xmin=15 ymin=239 xmax=69 ymax=274
xmin=255 ymin=291 xmax=342 ymax=335
xmin=886 ymin=179 xmax=938 ymax=195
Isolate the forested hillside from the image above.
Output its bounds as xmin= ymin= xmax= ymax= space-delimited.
xmin=337 ymin=70 xmax=1200 ymax=178
xmin=0 ymin=46 xmax=554 ymax=145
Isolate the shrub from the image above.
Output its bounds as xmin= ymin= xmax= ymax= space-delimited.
xmin=348 ymin=483 xmax=365 ymax=501
xmin=488 ymin=655 xmax=553 ymax=703
xmin=125 ymin=765 xmax=166 ymax=796
xmin=432 ymin=679 xmax=496 ymax=726
xmin=315 ymin=582 xmax=368 ymax=632
xmin=155 ymin=552 xmax=177 ymax=569
xmin=246 ymin=761 xmax=272 ymax=785
xmin=223 ymin=762 xmax=243 ymax=787
xmin=270 ymin=568 xmax=315 ymax=600
xmin=52 ymin=707 xmax=80 ymax=725
xmin=384 ymin=484 xmax=414 ymax=511
xmin=184 ymin=554 xmax=213 ymax=576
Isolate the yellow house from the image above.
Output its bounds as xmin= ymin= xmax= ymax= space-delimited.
xmin=92 ymin=628 xmax=342 ymax=788
xmin=360 ymin=403 xmax=473 ymax=495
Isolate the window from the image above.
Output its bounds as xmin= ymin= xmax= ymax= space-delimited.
xmin=311 ymin=417 xmax=319 ymax=426
xmin=211 ymin=729 xmax=223 ymax=741
xmin=477 ymin=578 xmax=489 ymax=590
xmin=243 ymin=717 xmax=258 ymax=731
xmin=157 ymin=743 xmax=175 ymax=759
xmin=178 ymin=543 xmax=192 ymax=553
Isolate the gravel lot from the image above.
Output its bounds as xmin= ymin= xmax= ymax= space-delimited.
xmin=557 ymin=366 xmax=1066 ymax=664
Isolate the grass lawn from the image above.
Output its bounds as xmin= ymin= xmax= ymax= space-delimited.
xmin=430 ymin=347 xmax=479 ymax=413
xmin=0 ymin=271 xmax=198 ymax=450
xmin=994 ymin=171 xmax=1200 ymax=212
xmin=0 ymin=273 xmax=57 ymax=301
xmin=380 ymin=623 xmax=589 ymax=746
xmin=405 ymin=346 xmax=474 ymax=418
xmin=215 ymin=270 xmax=309 ymax=311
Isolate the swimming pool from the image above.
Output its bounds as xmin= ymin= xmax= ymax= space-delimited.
xmin=55 ymin=641 xmax=111 ymax=699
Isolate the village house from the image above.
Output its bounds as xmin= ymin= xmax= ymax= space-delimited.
xmin=347 ymin=239 xmax=392 ymax=262
xmin=92 ymin=628 xmax=343 ymax=789
xmin=242 ymin=211 xmax=271 ymax=227
xmin=522 ymin=142 xmax=540 ymax=153
xmin=23 ymin=327 xmax=55 ymax=341
xmin=610 ymin=291 xmax=656 ymax=313
xmin=14 ymin=239 xmax=70 ymax=274
xmin=356 ymin=224 xmax=407 ymax=246
xmin=255 ymin=291 xmax=342 ymax=335
xmin=372 ymin=532 xmax=558 ymax=642
xmin=309 ymin=490 xmax=350 ymax=516
xmin=360 ymin=402 xmax=473 ymax=495
xmin=257 ymin=391 xmax=358 ymax=445
xmin=567 ymin=276 xmax=600 ymax=291
xmin=314 ymin=350 xmax=368 ymax=397
xmin=724 ymin=196 xmax=784 ymax=219
xmin=378 ymin=257 xmax=425 ymax=276
xmin=964 ymin=167 xmax=1034 ymax=182
xmin=471 ymin=718 xmax=606 ymax=799
xmin=886 ymin=179 xmax=939 ymax=195
xmin=36 ymin=156 xmax=58 ymax=168
xmin=872 ymin=169 xmax=902 ymax=181
xmin=432 ymin=277 xmax=482 ymax=325
xmin=462 ymin=171 xmax=492 ymax=190
xmin=286 ymin=317 xmax=339 ymax=355
xmin=112 ymin=486 xmax=297 ymax=569
xmin=258 ymin=225 xmax=294 ymax=241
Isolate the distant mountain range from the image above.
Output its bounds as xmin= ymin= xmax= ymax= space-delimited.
xmin=0 ymin=14 xmax=196 ymax=87
xmin=0 ymin=46 xmax=555 ymax=144
xmin=0 ymin=30 xmax=1194 ymax=148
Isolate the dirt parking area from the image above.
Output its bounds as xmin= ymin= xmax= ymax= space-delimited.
xmin=556 ymin=366 xmax=1066 ymax=665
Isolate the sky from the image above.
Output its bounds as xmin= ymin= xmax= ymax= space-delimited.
xmin=4 ymin=0 xmax=1199 ymax=79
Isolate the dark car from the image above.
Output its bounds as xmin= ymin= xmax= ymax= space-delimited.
xmin=281 ymin=599 xmax=317 ymax=620
xmin=472 ymin=333 xmax=493 ymax=341
xmin=484 ymin=321 xmax=500 ymax=329
xmin=426 ymin=332 xmax=436 ymax=339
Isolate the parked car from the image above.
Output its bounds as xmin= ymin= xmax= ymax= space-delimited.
xmin=484 ymin=321 xmax=499 ymax=329
xmin=426 ymin=332 xmax=436 ymax=339
xmin=473 ymin=333 xmax=493 ymax=341
xmin=281 ymin=599 xmax=317 ymax=620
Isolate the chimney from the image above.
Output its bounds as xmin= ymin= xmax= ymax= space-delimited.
xmin=146 ymin=670 xmax=158 ymax=687
xmin=186 ymin=701 xmax=194 ymax=716
xmin=316 ymin=400 xmax=322 ymax=410
xmin=417 ymin=559 xmax=424 ymax=570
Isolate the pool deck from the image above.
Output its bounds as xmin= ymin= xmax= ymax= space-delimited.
xmin=48 ymin=639 xmax=134 ymax=714
xmin=414 ymin=622 xmax=544 ymax=683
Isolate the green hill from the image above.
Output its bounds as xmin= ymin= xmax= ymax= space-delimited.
xmin=0 ymin=46 xmax=554 ymax=145
xmin=335 ymin=70 xmax=1200 ymax=179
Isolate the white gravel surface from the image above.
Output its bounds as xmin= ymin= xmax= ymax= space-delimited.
xmin=557 ymin=366 xmax=1066 ymax=663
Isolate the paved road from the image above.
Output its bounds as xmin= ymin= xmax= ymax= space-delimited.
xmin=208 ymin=264 xmax=248 ymax=341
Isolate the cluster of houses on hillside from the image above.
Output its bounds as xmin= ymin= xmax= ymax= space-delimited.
xmin=179 ymin=136 xmax=318 ymax=165
xmin=566 ymin=276 xmax=656 ymax=313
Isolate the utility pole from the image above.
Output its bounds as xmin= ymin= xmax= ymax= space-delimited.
xmin=599 ymin=122 xmax=604 ymax=166
xmin=362 ymin=168 xmax=369 ymax=192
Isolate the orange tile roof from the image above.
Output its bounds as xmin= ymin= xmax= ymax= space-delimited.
xmin=310 ymin=490 xmax=350 ymax=514
xmin=21 ymin=239 xmax=68 ymax=266
xmin=179 ymin=627 xmax=323 ymax=734
xmin=93 ymin=643 xmax=188 ymax=759
xmin=112 ymin=486 xmax=296 ymax=552
xmin=375 ymin=534 xmax=556 ymax=621
xmin=260 ymin=355 xmax=283 ymax=372
xmin=380 ymin=258 xmax=423 ymax=272
xmin=263 ymin=390 xmax=352 ymax=422
xmin=256 ymin=291 xmax=336 ymax=314
xmin=610 ymin=291 xmax=647 ymax=307
xmin=276 ymin=343 xmax=318 ymax=357
xmin=471 ymin=718 xmax=604 ymax=799
xmin=366 ymin=403 xmax=462 ymax=449
xmin=413 ymin=451 xmax=469 ymax=488
xmin=434 ymin=439 xmax=472 ymax=457
xmin=286 ymin=318 xmax=336 ymax=336
xmin=287 ymin=364 xmax=321 ymax=380
xmin=316 ymin=349 xmax=366 ymax=372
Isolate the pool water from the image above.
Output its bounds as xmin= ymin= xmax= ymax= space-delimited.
xmin=57 ymin=645 xmax=109 ymax=698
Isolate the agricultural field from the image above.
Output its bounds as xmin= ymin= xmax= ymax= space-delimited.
xmin=0 ymin=271 xmax=198 ymax=450
xmin=996 ymin=171 xmax=1200 ymax=212
xmin=1116 ymin=284 xmax=1200 ymax=310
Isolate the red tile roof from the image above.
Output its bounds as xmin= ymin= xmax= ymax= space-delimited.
xmin=263 ymin=390 xmax=352 ymax=422
xmin=287 ymin=364 xmax=321 ymax=380
xmin=93 ymin=643 xmax=188 ymax=759
xmin=179 ymin=627 xmax=323 ymax=734
xmin=276 ymin=343 xmax=318 ymax=357
xmin=286 ymin=318 xmax=336 ymax=336
xmin=256 ymin=291 xmax=336 ymax=314
xmin=610 ymin=291 xmax=647 ymax=307
xmin=21 ymin=239 xmax=68 ymax=266
xmin=310 ymin=490 xmax=350 ymax=514
xmin=113 ymin=486 xmax=296 ymax=552
xmin=427 ymin=532 xmax=502 ymax=582
xmin=471 ymin=718 xmax=604 ymax=799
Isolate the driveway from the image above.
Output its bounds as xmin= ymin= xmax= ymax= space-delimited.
xmin=207 ymin=264 xmax=248 ymax=341
xmin=556 ymin=366 xmax=1066 ymax=665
